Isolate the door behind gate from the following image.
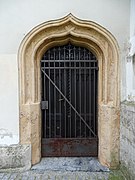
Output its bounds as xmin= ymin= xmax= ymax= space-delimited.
xmin=41 ymin=43 xmax=98 ymax=157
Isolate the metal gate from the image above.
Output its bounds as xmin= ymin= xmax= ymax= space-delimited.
xmin=41 ymin=43 xmax=98 ymax=157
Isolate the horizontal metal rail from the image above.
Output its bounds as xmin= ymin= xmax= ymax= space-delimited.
xmin=41 ymin=67 xmax=98 ymax=70
xmin=41 ymin=60 xmax=97 ymax=62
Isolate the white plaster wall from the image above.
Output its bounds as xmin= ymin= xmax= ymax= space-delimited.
xmin=0 ymin=0 xmax=130 ymax=145
xmin=0 ymin=55 xmax=19 ymax=145
xmin=130 ymin=0 xmax=135 ymax=37
xmin=126 ymin=0 xmax=135 ymax=101
xmin=0 ymin=0 xmax=130 ymax=54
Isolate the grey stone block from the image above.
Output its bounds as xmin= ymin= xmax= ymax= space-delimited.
xmin=31 ymin=157 xmax=109 ymax=172
xmin=0 ymin=144 xmax=31 ymax=172
xmin=120 ymin=101 xmax=135 ymax=178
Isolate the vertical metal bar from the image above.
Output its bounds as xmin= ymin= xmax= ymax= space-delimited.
xmin=89 ymin=53 xmax=92 ymax=137
xmin=48 ymin=50 xmax=51 ymax=138
xmin=86 ymin=68 xmax=89 ymax=137
xmin=79 ymin=47 xmax=82 ymax=138
xmin=69 ymin=45 xmax=72 ymax=138
xmin=58 ymin=47 xmax=61 ymax=137
xmin=44 ymin=61 xmax=46 ymax=138
xmin=54 ymin=48 xmax=56 ymax=138
xmin=93 ymin=59 xmax=96 ymax=135
xmin=74 ymin=47 xmax=76 ymax=138
xmin=96 ymin=62 xmax=98 ymax=136
xmin=64 ymin=47 xmax=67 ymax=138
xmin=84 ymin=49 xmax=87 ymax=138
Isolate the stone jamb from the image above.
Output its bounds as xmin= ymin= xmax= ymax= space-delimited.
xmin=18 ymin=14 xmax=120 ymax=168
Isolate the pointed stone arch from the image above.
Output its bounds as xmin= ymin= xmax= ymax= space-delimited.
xmin=18 ymin=14 xmax=120 ymax=168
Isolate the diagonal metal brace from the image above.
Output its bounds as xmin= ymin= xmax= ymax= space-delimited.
xmin=41 ymin=68 xmax=97 ymax=137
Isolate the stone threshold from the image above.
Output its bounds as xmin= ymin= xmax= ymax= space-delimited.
xmin=0 ymin=158 xmax=127 ymax=180
xmin=31 ymin=157 xmax=109 ymax=172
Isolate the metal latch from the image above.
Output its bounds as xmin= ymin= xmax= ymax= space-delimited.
xmin=41 ymin=101 xmax=48 ymax=110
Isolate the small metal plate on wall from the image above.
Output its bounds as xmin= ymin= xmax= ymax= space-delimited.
xmin=41 ymin=101 xmax=48 ymax=109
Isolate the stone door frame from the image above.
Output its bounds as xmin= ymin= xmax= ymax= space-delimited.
xmin=18 ymin=14 xmax=120 ymax=168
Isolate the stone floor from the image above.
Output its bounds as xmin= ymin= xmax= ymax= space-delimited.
xmin=0 ymin=158 xmax=126 ymax=180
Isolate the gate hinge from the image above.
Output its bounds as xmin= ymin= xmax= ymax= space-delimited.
xmin=41 ymin=101 xmax=48 ymax=110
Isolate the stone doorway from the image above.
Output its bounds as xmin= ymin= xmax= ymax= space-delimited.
xmin=18 ymin=14 xmax=120 ymax=169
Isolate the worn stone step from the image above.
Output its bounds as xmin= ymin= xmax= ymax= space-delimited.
xmin=0 ymin=170 xmax=126 ymax=180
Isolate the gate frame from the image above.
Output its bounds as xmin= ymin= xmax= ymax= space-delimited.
xmin=41 ymin=45 xmax=98 ymax=156
xmin=18 ymin=14 xmax=120 ymax=168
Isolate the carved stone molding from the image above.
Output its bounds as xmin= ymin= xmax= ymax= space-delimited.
xmin=18 ymin=14 xmax=120 ymax=168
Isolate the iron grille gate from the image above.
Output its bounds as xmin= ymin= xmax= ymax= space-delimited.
xmin=41 ymin=43 xmax=98 ymax=157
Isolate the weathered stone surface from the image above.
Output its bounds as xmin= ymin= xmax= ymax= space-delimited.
xmin=98 ymin=105 xmax=120 ymax=169
xmin=0 ymin=145 xmax=31 ymax=172
xmin=0 ymin=157 xmax=127 ymax=180
xmin=31 ymin=157 xmax=109 ymax=172
xmin=20 ymin=103 xmax=41 ymax=165
xmin=0 ymin=170 xmax=126 ymax=180
xmin=120 ymin=101 xmax=135 ymax=178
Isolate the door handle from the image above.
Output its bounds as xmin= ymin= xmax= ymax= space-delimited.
xmin=59 ymin=98 xmax=64 ymax=102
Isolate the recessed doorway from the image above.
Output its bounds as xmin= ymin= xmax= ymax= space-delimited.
xmin=41 ymin=43 xmax=98 ymax=157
